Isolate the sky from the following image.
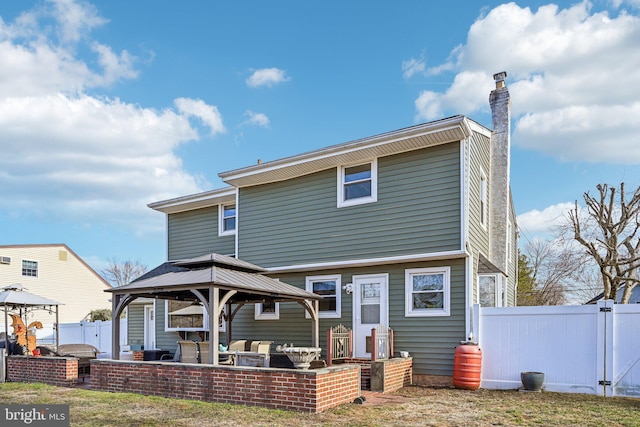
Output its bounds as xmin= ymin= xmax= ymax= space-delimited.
xmin=1 ymin=0 xmax=639 ymax=278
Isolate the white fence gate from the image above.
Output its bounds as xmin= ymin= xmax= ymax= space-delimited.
xmin=477 ymin=300 xmax=640 ymax=398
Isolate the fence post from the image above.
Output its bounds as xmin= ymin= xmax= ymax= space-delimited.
xmin=371 ymin=328 xmax=377 ymax=361
xmin=326 ymin=328 xmax=333 ymax=367
xmin=596 ymin=300 xmax=614 ymax=397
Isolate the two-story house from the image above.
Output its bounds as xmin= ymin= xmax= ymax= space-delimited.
xmin=0 ymin=244 xmax=112 ymax=323
xmin=129 ymin=72 xmax=518 ymax=384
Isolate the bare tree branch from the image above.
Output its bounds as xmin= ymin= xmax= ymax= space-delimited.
xmin=101 ymin=258 xmax=148 ymax=287
xmin=569 ymin=183 xmax=640 ymax=303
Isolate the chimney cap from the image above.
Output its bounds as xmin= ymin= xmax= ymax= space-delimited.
xmin=493 ymin=71 xmax=507 ymax=89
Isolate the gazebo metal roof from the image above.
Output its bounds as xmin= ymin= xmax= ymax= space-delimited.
xmin=106 ymin=253 xmax=322 ymax=364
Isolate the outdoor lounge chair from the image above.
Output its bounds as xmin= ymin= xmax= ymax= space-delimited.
xmin=197 ymin=342 xmax=209 ymax=364
xmin=177 ymin=341 xmax=199 ymax=363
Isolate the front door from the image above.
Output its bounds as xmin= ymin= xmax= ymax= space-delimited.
xmin=144 ymin=305 xmax=156 ymax=350
xmin=352 ymin=274 xmax=388 ymax=358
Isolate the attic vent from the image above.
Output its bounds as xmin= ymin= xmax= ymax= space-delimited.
xmin=0 ymin=256 xmax=11 ymax=265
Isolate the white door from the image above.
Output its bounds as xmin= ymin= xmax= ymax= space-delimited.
xmin=352 ymin=274 xmax=388 ymax=358
xmin=144 ymin=305 xmax=156 ymax=350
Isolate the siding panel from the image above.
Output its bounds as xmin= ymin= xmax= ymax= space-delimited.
xmin=239 ymin=143 xmax=461 ymax=267
xmin=168 ymin=206 xmax=235 ymax=260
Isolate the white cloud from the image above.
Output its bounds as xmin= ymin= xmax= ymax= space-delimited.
xmin=0 ymin=0 xmax=215 ymax=236
xmin=413 ymin=1 xmax=640 ymax=164
xmin=243 ymin=110 xmax=270 ymax=128
xmin=517 ymin=202 xmax=574 ymax=241
xmin=402 ymin=57 xmax=425 ymax=79
xmin=246 ymin=67 xmax=290 ymax=88
xmin=174 ymin=97 xmax=226 ymax=135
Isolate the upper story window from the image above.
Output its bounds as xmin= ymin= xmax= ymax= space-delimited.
xmin=306 ymin=275 xmax=341 ymax=318
xmin=480 ymin=171 xmax=488 ymax=229
xmin=22 ymin=260 xmax=38 ymax=277
xmin=405 ymin=267 xmax=450 ymax=317
xmin=337 ymin=160 xmax=378 ymax=208
xmin=219 ymin=203 xmax=236 ymax=236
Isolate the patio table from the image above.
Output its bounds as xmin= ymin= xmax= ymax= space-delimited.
xmin=219 ymin=351 xmax=269 ymax=367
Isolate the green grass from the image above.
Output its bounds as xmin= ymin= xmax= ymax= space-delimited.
xmin=0 ymin=383 xmax=639 ymax=426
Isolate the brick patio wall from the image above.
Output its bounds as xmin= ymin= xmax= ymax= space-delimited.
xmin=370 ymin=357 xmax=413 ymax=393
xmin=6 ymin=356 xmax=78 ymax=387
xmin=90 ymin=360 xmax=361 ymax=413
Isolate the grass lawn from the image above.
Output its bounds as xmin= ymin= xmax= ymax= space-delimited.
xmin=0 ymin=382 xmax=638 ymax=426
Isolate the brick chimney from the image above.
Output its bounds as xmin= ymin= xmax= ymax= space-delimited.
xmin=488 ymin=71 xmax=511 ymax=273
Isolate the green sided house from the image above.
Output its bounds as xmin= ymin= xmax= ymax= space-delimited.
xmin=126 ymin=72 xmax=518 ymax=385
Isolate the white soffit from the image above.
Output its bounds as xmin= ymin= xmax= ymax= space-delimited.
xmin=220 ymin=115 xmax=474 ymax=188
xmin=148 ymin=187 xmax=236 ymax=214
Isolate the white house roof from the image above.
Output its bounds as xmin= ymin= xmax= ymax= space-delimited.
xmin=218 ymin=115 xmax=475 ymax=188
xmin=148 ymin=187 xmax=236 ymax=214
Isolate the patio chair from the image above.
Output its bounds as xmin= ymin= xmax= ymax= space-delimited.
xmin=177 ymin=341 xmax=199 ymax=363
xmin=250 ymin=340 xmax=272 ymax=354
xmin=197 ymin=342 xmax=209 ymax=364
xmin=160 ymin=345 xmax=180 ymax=362
xmin=228 ymin=340 xmax=246 ymax=351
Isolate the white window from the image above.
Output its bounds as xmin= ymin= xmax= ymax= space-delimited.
xmin=165 ymin=301 xmax=208 ymax=331
xmin=306 ymin=275 xmax=341 ymax=318
xmin=405 ymin=267 xmax=450 ymax=317
xmin=479 ymin=274 xmax=506 ymax=307
xmin=219 ymin=203 xmax=236 ymax=236
xmin=165 ymin=301 xmax=226 ymax=332
xmin=255 ymin=301 xmax=279 ymax=320
xmin=480 ymin=171 xmax=487 ymax=229
xmin=337 ymin=160 xmax=377 ymax=207
xmin=22 ymin=260 xmax=38 ymax=277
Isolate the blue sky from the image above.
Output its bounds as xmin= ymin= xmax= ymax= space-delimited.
xmin=1 ymin=0 xmax=639 ymax=275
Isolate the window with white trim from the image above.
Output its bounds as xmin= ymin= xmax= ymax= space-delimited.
xmin=480 ymin=171 xmax=487 ymax=229
xmin=405 ymin=267 xmax=450 ymax=317
xmin=165 ymin=301 xmax=225 ymax=332
xmin=22 ymin=260 xmax=38 ymax=277
xmin=219 ymin=203 xmax=236 ymax=236
xmin=165 ymin=300 xmax=208 ymax=331
xmin=306 ymin=275 xmax=341 ymax=318
xmin=255 ymin=301 xmax=279 ymax=320
xmin=479 ymin=274 xmax=506 ymax=307
xmin=337 ymin=160 xmax=377 ymax=207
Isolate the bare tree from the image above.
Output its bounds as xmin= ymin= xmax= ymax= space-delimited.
xmin=518 ymin=239 xmax=585 ymax=305
xmin=101 ymin=258 xmax=148 ymax=287
xmin=569 ymin=183 xmax=640 ymax=303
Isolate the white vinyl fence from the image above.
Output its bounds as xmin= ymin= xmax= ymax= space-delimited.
xmin=477 ymin=300 xmax=640 ymax=398
xmin=1 ymin=319 xmax=127 ymax=356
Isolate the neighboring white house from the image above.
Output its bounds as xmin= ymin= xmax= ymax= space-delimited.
xmin=0 ymin=244 xmax=112 ymax=323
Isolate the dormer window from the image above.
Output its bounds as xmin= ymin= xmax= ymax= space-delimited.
xmin=338 ymin=160 xmax=377 ymax=208
xmin=219 ymin=203 xmax=236 ymax=236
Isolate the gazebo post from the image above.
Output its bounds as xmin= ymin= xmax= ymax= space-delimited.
xmin=55 ymin=306 xmax=59 ymax=351
xmin=209 ymin=287 xmax=219 ymax=365
xmin=225 ymin=301 xmax=232 ymax=344
xmin=313 ymin=299 xmax=319 ymax=347
xmin=111 ymin=295 xmax=120 ymax=360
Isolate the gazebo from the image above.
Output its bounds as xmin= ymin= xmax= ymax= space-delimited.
xmin=0 ymin=284 xmax=61 ymax=353
xmin=106 ymin=253 xmax=323 ymax=365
